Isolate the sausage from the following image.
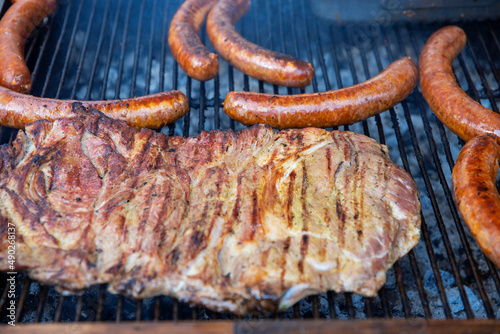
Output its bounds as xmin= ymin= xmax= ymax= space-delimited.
xmin=0 ymin=85 xmax=189 ymax=129
xmin=452 ymin=135 xmax=500 ymax=268
xmin=419 ymin=25 xmax=500 ymax=144
xmin=168 ymin=0 xmax=219 ymax=81
xmin=206 ymin=0 xmax=314 ymax=88
xmin=223 ymin=57 xmax=418 ymax=129
xmin=0 ymin=0 xmax=57 ymax=93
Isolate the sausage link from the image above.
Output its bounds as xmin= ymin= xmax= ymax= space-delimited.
xmin=419 ymin=25 xmax=500 ymax=144
xmin=452 ymin=135 xmax=500 ymax=268
xmin=0 ymin=0 xmax=57 ymax=93
xmin=223 ymin=57 xmax=417 ymax=129
xmin=0 ymin=85 xmax=189 ymax=129
xmin=206 ymin=0 xmax=314 ymax=88
xmin=168 ymin=0 xmax=219 ymax=81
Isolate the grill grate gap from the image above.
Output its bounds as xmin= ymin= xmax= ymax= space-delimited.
xmin=34 ymin=286 xmax=48 ymax=323
xmin=39 ymin=0 xmax=73 ymax=97
xmin=14 ymin=276 xmax=30 ymax=322
xmin=464 ymin=30 xmax=499 ymax=113
xmin=130 ymin=0 xmax=147 ymax=97
xmin=69 ymin=0 xmax=98 ymax=99
xmin=54 ymin=0 xmax=85 ymax=99
xmin=84 ymin=0 xmax=112 ymax=100
xmin=475 ymin=26 xmax=500 ymax=88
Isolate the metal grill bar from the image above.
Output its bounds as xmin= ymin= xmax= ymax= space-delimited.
xmin=116 ymin=295 xmax=123 ymax=322
xmin=465 ymin=34 xmax=499 ymax=113
xmin=70 ymin=0 xmax=98 ymax=99
xmin=289 ymin=0 xmax=303 ymax=95
xmin=100 ymin=0 xmax=122 ymax=100
xmin=14 ymin=277 xmax=30 ymax=322
xmin=34 ymin=286 xmax=48 ymax=322
xmin=488 ymin=22 xmax=500 ymax=63
xmin=130 ymin=0 xmax=147 ymax=97
xmin=253 ymin=1 xmax=264 ymax=94
xmin=24 ymin=22 xmax=44 ymax=66
xmin=114 ymin=0 xmax=134 ymax=100
xmin=74 ymin=296 xmax=83 ymax=322
xmin=475 ymin=26 xmax=500 ymax=87
xmin=136 ymin=300 xmax=142 ymax=321
xmin=95 ymin=285 xmax=106 ymax=322
xmin=153 ymin=297 xmax=160 ymax=321
xmin=54 ymin=0 xmax=85 ymax=99
xmin=300 ymin=0 xmax=318 ymax=94
xmin=345 ymin=293 xmax=356 ymax=319
xmin=54 ymin=294 xmax=64 ymax=322
xmin=26 ymin=15 xmax=53 ymax=82
xmin=85 ymin=0 xmax=111 ymax=100
xmin=327 ymin=291 xmax=337 ymax=319
xmin=39 ymin=0 xmax=73 ymax=97
xmin=165 ymin=1 xmax=177 ymax=137
xmin=378 ymin=289 xmax=391 ymax=318
xmin=144 ymin=0 xmax=157 ymax=96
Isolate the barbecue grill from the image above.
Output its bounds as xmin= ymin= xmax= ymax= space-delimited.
xmin=1 ymin=0 xmax=500 ymax=332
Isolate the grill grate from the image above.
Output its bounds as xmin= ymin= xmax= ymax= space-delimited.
xmin=1 ymin=0 xmax=500 ymax=324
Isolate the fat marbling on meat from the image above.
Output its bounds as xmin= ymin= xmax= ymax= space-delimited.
xmin=0 ymin=106 xmax=421 ymax=315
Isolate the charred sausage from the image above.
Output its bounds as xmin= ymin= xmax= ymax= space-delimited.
xmin=206 ymin=0 xmax=314 ymax=88
xmin=419 ymin=25 xmax=500 ymax=143
xmin=168 ymin=0 xmax=219 ymax=81
xmin=223 ymin=57 xmax=418 ymax=129
xmin=452 ymin=135 xmax=500 ymax=268
xmin=0 ymin=0 xmax=57 ymax=93
xmin=0 ymin=85 xmax=189 ymax=129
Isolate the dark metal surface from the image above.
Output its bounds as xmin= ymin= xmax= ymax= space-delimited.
xmin=310 ymin=0 xmax=500 ymax=23
xmin=0 ymin=0 xmax=500 ymax=323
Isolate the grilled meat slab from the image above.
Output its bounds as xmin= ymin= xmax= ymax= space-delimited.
xmin=0 ymin=107 xmax=421 ymax=314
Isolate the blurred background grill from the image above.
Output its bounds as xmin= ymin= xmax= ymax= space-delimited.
xmin=0 ymin=0 xmax=500 ymax=326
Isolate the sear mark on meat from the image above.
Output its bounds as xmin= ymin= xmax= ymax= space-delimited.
xmin=0 ymin=107 xmax=421 ymax=315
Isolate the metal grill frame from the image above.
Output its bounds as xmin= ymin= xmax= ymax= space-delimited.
xmin=0 ymin=0 xmax=500 ymax=325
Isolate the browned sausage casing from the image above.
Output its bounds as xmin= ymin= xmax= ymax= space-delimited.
xmin=206 ymin=0 xmax=314 ymax=88
xmin=168 ymin=0 xmax=219 ymax=81
xmin=452 ymin=135 xmax=500 ymax=268
xmin=419 ymin=25 xmax=500 ymax=144
xmin=0 ymin=0 xmax=57 ymax=93
xmin=0 ymin=85 xmax=189 ymax=129
xmin=223 ymin=57 xmax=418 ymax=129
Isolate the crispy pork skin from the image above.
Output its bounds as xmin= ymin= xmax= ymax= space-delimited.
xmin=0 ymin=107 xmax=421 ymax=315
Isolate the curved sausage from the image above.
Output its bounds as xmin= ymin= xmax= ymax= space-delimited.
xmin=0 ymin=0 xmax=57 ymax=93
xmin=0 ymin=85 xmax=189 ymax=129
xmin=419 ymin=25 xmax=500 ymax=144
xmin=452 ymin=135 xmax=500 ymax=268
xmin=206 ymin=0 xmax=314 ymax=88
xmin=223 ymin=57 xmax=418 ymax=129
xmin=168 ymin=0 xmax=219 ymax=81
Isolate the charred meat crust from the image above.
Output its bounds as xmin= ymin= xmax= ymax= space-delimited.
xmin=0 ymin=106 xmax=421 ymax=315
